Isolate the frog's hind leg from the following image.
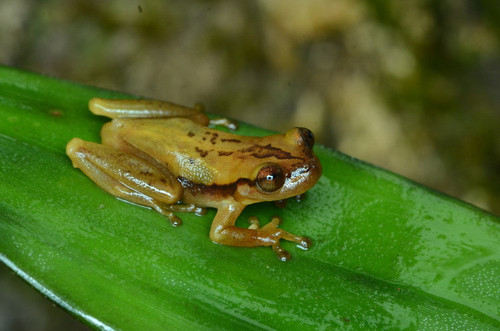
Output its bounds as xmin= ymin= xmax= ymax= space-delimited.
xmin=66 ymin=138 xmax=202 ymax=226
xmin=89 ymin=98 xmax=238 ymax=130
xmin=89 ymin=98 xmax=210 ymax=126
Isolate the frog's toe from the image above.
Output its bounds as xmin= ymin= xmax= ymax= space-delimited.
xmin=272 ymin=244 xmax=291 ymax=262
xmin=153 ymin=202 xmax=209 ymax=226
xmin=274 ymin=224 xmax=312 ymax=252
xmin=248 ymin=216 xmax=311 ymax=260
xmin=260 ymin=216 xmax=282 ymax=230
xmin=209 ymin=118 xmax=239 ymax=130
xmin=298 ymin=236 xmax=312 ymax=250
xmin=248 ymin=216 xmax=260 ymax=229
xmin=167 ymin=213 xmax=182 ymax=227
xmin=247 ymin=215 xmax=281 ymax=230
xmin=194 ymin=207 xmax=207 ymax=216
xmin=282 ymin=232 xmax=312 ymax=251
xmin=152 ymin=204 xmax=183 ymax=226
xmin=271 ymin=234 xmax=311 ymax=261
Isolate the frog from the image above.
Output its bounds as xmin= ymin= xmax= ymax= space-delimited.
xmin=66 ymin=98 xmax=322 ymax=261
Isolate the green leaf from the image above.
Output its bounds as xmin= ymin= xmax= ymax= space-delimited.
xmin=1 ymin=65 xmax=499 ymax=330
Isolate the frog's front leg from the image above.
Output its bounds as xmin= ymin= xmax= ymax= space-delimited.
xmin=66 ymin=138 xmax=205 ymax=226
xmin=210 ymin=204 xmax=311 ymax=261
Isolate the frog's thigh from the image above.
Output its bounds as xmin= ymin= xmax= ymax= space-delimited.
xmin=66 ymin=138 xmax=182 ymax=205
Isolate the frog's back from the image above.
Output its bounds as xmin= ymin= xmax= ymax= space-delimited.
xmin=111 ymin=118 xmax=275 ymax=186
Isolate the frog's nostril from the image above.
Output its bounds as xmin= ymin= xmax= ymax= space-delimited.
xmin=298 ymin=128 xmax=315 ymax=149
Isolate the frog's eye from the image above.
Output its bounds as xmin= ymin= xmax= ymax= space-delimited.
xmin=256 ymin=163 xmax=285 ymax=192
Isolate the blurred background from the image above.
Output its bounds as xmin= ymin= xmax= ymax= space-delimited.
xmin=0 ymin=0 xmax=499 ymax=329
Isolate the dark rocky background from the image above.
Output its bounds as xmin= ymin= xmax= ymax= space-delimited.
xmin=1 ymin=1 xmax=498 ymax=329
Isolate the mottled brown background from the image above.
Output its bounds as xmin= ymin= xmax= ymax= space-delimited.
xmin=1 ymin=0 xmax=499 ymax=330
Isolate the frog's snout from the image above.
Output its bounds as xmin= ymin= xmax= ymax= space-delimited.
xmin=285 ymin=127 xmax=315 ymax=149
xmin=297 ymin=127 xmax=315 ymax=149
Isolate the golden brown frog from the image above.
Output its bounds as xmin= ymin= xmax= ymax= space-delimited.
xmin=66 ymin=98 xmax=322 ymax=260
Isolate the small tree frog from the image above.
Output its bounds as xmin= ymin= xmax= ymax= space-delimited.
xmin=66 ymin=98 xmax=322 ymax=261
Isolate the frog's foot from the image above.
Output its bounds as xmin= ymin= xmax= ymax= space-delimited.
xmin=153 ymin=202 xmax=207 ymax=227
xmin=210 ymin=206 xmax=311 ymax=261
xmin=150 ymin=203 xmax=183 ymax=227
xmin=247 ymin=216 xmax=293 ymax=261
xmin=162 ymin=203 xmax=206 ymax=216
xmin=192 ymin=102 xmax=237 ymax=130
xmin=209 ymin=118 xmax=239 ymax=130
xmin=247 ymin=216 xmax=311 ymax=261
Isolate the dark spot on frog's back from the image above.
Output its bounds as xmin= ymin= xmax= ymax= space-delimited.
xmin=221 ymin=138 xmax=241 ymax=143
xmin=195 ymin=147 xmax=209 ymax=157
xmin=187 ymin=131 xmax=195 ymax=137
xmin=218 ymin=151 xmax=233 ymax=156
xmin=210 ymin=133 xmax=219 ymax=145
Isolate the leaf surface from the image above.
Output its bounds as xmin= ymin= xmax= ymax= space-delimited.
xmin=0 ymin=66 xmax=499 ymax=329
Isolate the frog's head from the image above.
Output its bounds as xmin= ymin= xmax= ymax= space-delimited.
xmin=236 ymin=127 xmax=322 ymax=204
